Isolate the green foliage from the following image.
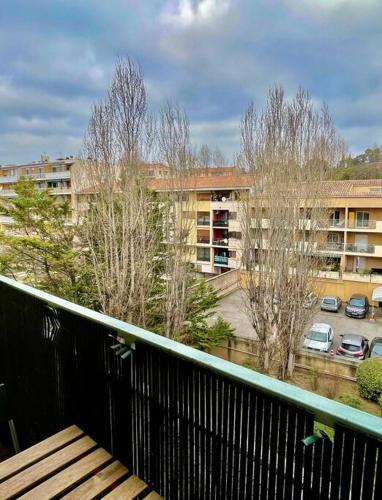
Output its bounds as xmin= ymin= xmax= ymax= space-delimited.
xmin=190 ymin=316 xmax=235 ymax=351
xmin=314 ymin=421 xmax=334 ymax=441
xmin=0 ymin=178 xmax=97 ymax=308
xmin=150 ymin=277 xmax=234 ymax=350
xmin=356 ymin=358 xmax=382 ymax=401
xmin=338 ymin=394 xmax=362 ymax=409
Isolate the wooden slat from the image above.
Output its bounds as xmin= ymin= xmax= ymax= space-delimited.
xmin=19 ymin=448 xmax=112 ymax=499
xmin=61 ymin=461 xmax=128 ymax=500
xmin=144 ymin=492 xmax=163 ymax=500
xmin=0 ymin=425 xmax=83 ymax=483
xmin=103 ymin=475 xmax=148 ymax=499
xmin=0 ymin=435 xmax=96 ymax=499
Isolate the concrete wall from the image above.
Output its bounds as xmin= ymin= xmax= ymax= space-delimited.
xmin=210 ymin=336 xmax=358 ymax=381
xmin=206 ymin=269 xmax=239 ymax=296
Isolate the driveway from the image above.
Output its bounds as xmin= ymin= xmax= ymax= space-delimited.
xmin=212 ymin=289 xmax=382 ymax=348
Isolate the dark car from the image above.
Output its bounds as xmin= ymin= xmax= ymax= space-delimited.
xmin=336 ymin=334 xmax=369 ymax=360
xmin=321 ymin=295 xmax=342 ymax=312
xmin=345 ymin=294 xmax=369 ymax=319
xmin=368 ymin=337 xmax=382 ymax=358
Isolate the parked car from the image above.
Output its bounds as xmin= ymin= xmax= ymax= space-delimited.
xmin=336 ymin=334 xmax=369 ymax=360
xmin=303 ymin=323 xmax=334 ymax=353
xmin=303 ymin=292 xmax=319 ymax=309
xmin=345 ymin=294 xmax=369 ymax=319
xmin=368 ymin=337 xmax=382 ymax=358
xmin=321 ymin=295 xmax=342 ymax=312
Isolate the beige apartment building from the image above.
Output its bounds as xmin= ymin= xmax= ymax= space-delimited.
xmin=150 ymin=175 xmax=382 ymax=280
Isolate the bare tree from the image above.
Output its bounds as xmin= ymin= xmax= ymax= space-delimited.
xmin=157 ymin=101 xmax=197 ymax=338
xmin=81 ymin=57 xmax=162 ymax=325
xmin=240 ymin=86 xmax=345 ymax=379
xmin=196 ymin=144 xmax=227 ymax=167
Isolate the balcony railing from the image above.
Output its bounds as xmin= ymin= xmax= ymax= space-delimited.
xmin=347 ymin=220 xmax=377 ymax=229
xmin=327 ymin=219 xmax=346 ymax=228
xmin=323 ymin=242 xmax=344 ymax=252
xmin=345 ymin=243 xmax=375 ymax=254
xmin=214 ymin=255 xmax=228 ymax=265
xmin=212 ymin=239 xmax=229 ymax=246
xmin=0 ymin=275 xmax=382 ymax=498
xmin=212 ymin=220 xmax=228 ymax=227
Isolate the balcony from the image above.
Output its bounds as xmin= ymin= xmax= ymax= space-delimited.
xmin=214 ymin=255 xmax=228 ymax=265
xmin=321 ymin=242 xmax=344 ymax=253
xmin=212 ymin=220 xmax=228 ymax=228
xmin=347 ymin=220 xmax=377 ymax=230
xmin=212 ymin=239 xmax=229 ymax=247
xmin=345 ymin=243 xmax=375 ymax=254
xmin=0 ymin=275 xmax=381 ymax=498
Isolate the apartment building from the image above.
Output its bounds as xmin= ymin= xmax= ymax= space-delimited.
xmin=150 ymin=175 xmax=382 ymax=277
xmin=0 ymin=156 xmax=75 ymax=200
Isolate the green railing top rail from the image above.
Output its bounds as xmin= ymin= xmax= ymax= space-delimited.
xmin=1 ymin=274 xmax=382 ymax=440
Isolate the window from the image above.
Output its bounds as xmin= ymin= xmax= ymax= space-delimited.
xmin=196 ymin=212 xmax=210 ymax=225
xmin=356 ymin=212 xmax=369 ymax=228
xmin=197 ymin=247 xmax=210 ymax=262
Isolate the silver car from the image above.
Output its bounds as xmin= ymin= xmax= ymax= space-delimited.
xmin=321 ymin=295 xmax=342 ymax=312
xmin=303 ymin=323 xmax=334 ymax=353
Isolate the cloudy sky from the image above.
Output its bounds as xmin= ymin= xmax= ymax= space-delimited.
xmin=0 ymin=0 xmax=381 ymax=164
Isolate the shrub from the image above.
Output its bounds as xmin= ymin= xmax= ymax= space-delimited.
xmin=338 ymin=394 xmax=362 ymax=409
xmin=356 ymin=358 xmax=382 ymax=400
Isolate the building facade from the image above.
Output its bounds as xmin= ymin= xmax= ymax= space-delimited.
xmin=151 ymin=176 xmax=382 ymax=277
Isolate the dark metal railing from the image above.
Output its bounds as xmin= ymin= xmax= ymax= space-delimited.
xmin=212 ymin=220 xmax=228 ymax=227
xmin=0 ymin=275 xmax=381 ymax=498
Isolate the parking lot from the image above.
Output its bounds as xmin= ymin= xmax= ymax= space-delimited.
xmin=306 ymin=305 xmax=381 ymax=352
xmin=212 ymin=290 xmax=382 ymax=351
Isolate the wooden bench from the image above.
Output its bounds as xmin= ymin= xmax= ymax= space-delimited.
xmin=0 ymin=425 xmax=162 ymax=499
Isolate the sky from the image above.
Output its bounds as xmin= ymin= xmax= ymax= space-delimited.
xmin=0 ymin=0 xmax=381 ymax=164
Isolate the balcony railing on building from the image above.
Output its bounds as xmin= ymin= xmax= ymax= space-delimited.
xmin=347 ymin=219 xmax=377 ymax=229
xmin=323 ymin=242 xmax=345 ymax=252
xmin=0 ymin=275 xmax=381 ymax=499
xmin=345 ymin=243 xmax=375 ymax=254
xmin=214 ymin=255 xmax=228 ymax=265
xmin=212 ymin=219 xmax=228 ymax=228
xmin=212 ymin=239 xmax=229 ymax=247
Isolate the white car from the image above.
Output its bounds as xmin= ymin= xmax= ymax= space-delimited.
xmin=303 ymin=323 xmax=334 ymax=353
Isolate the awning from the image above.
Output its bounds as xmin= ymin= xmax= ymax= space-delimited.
xmin=372 ymin=287 xmax=382 ymax=302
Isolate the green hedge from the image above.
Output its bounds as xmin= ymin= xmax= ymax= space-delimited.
xmin=356 ymin=358 xmax=382 ymax=400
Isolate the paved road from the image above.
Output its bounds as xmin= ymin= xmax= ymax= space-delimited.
xmin=212 ymin=290 xmax=382 ymax=349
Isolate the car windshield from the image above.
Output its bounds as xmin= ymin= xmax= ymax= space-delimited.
xmin=308 ymin=330 xmax=327 ymax=342
xmin=323 ymin=298 xmax=336 ymax=305
xmin=349 ymin=298 xmax=365 ymax=307
xmin=371 ymin=344 xmax=382 ymax=357
xmin=342 ymin=342 xmax=360 ymax=352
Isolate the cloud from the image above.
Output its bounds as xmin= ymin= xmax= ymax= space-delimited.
xmin=162 ymin=0 xmax=231 ymax=27
xmin=0 ymin=0 xmax=381 ymax=163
